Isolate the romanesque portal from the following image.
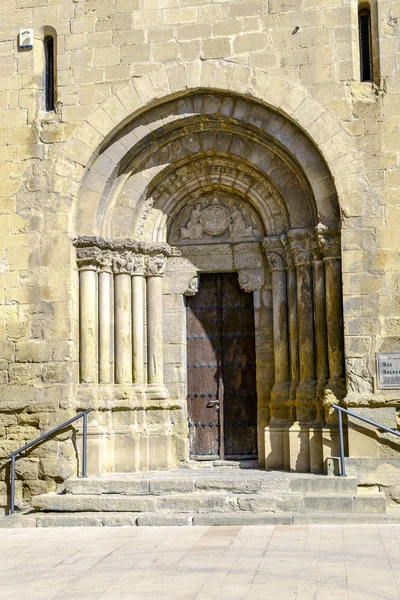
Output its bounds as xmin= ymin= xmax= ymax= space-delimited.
xmin=73 ymin=91 xmax=344 ymax=474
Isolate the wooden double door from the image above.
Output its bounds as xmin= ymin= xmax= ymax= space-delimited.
xmin=187 ymin=273 xmax=257 ymax=459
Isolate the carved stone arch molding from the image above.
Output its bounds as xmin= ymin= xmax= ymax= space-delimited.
xmin=71 ymin=82 xmax=346 ymax=475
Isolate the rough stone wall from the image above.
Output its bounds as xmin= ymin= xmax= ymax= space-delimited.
xmin=1 ymin=0 xmax=400 ymax=512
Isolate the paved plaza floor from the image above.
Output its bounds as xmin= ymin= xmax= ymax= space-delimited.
xmin=1 ymin=525 xmax=400 ymax=599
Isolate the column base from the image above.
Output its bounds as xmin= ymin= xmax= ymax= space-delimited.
xmin=283 ymin=423 xmax=325 ymax=473
xmin=264 ymin=422 xmax=289 ymax=470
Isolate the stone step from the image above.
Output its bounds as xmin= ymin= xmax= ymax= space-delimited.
xmin=64 ymin=472 xmax=359 ymax=496
xmin=31 ymin=491 xmax=386 ymax=515
xmin=2 ymin=509 xmax=400 ymax=529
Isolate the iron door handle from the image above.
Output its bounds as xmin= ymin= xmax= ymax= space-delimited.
xmin=207 ymin=400 xmax=220 ymax=408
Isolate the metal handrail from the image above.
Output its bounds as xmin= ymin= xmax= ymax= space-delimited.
xmin=333 ymin=404 xmax=400 ymax=477
xmin=6 ymin=408 xmax=91 ymax=515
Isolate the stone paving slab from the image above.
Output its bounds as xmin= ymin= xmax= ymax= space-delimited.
xmin=2 ymin=525 xmax=400 ymax=599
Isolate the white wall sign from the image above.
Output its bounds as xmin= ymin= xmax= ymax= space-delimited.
xmin=377 ymin=353 xmax=400 ymax=389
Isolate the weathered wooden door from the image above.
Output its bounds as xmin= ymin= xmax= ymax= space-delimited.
xmin=187 ymin=273 xmax=257 ymax=459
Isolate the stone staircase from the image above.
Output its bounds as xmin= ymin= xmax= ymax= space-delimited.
xmin=2 ymin=462 xmax=400 ymax=527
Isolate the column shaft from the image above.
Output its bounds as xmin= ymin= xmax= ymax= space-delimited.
xmin=147 ymin=276 xmax=164 ymax=385
xmin=325 ymin=257 xmax=344 ymax=381
xmin=79 ymin=269 xmax=97 ymax=383
xmin=114 ymin=273 xmax=132 ymax=384
xmin=98 ymin=271 xmax=112 ymax=384
xmin=272 ymin=270 xmax=290 ymax=383
xmin=287 ymin=266 xmax=299 ymax=421
xmin=313 ymin=260 xmax=329 ymax=414
xmin=297 ymin=263 xmax=315 ymax=383
xmin=132 ymin=275 xmax=145 ymax=384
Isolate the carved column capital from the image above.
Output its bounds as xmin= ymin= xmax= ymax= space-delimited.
xmin=238 ymin=270 xmax=261 ymax=293
xmin=144 ymin=253 xmax=167 ymax=277
xmin=263 ymin=236 xmax=286 ymax=271
xmin=98 ymin=250 xmax=113 ymax=273
xmin=315 ymin=223 xmax=341 ymax=260
xmin=76 ymin=247 xmax=102 ymax=272
xmin=287 ymin=229 xmax=314 ymax=267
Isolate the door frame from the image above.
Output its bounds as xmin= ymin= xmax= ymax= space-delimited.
xmin=163 ymin=240 xmax=269 ymax=466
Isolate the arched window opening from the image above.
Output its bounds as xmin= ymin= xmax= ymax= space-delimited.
xmin=359 ymin=8 xmax=373 ymax=82
xmin=44 ymin=35 xmax=55 ymax=111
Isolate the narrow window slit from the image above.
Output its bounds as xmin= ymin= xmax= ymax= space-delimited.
xmin=359 ymin=8 xmax=373 ymax=82
xmin=44 ymin=35 xmax=55 ymax=111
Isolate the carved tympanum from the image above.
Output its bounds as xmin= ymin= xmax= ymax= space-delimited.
xmin=171 ymin=196 xmax=262 ymax=243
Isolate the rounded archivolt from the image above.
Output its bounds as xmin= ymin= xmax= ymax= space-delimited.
xmin=74 ymin=91 xmax=340 ymax=240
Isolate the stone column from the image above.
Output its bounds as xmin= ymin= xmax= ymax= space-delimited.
xmin=145 ymin=254 xmax=166 ymax=385
xmin=113 ymin=251 xmax=133 ymax=384
xmin=312 ymin=240 xmax=329 ymax=419
xmin=316 ymin=225 xmax=345 ymax=403
xmin=262 ymin=237 xmax=290 ymax=470
xmin=98 ymin=251 xmax=113 ymax=384
xmin=282 ymin=236 xmax=299 ymax=423
xmin=288 ymin=230 xmax=317 ymax=423
xmin=132 ymin=255 xmax=145 ymax=385
xmin=263 ymin=237 xmax=290 ymax=421
xmin=287 ymin=230 xmax=317 ymax=472
xmin=77 ymin=247 xmax=99 ymax=383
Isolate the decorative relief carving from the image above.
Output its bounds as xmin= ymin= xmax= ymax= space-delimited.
xmin=263 ymin=236 xmax=286 ymax=271
xmin=170 ymin=195 xmax=262 ymax=244
xmin=280 ymin=235 xmax=294 ymax=269
xmin=287 ymin=229 xmax=315 ymax=267
xmin=145 ymin=254 xmax=167 ymax=277
xmin=184 ymin=276 xmax=199 ymax=296
xmin=238 ymin=271 xmax=261 ymax=293
xmin=76 ymin=247 xmax=102 ymax=271
xmin=73 ymin=237 xmax=177 ymax=277
xmin=315 ymin=223 xmax=341 ymax=259
xmin=137 ymin=197 xmax=154 ymax=239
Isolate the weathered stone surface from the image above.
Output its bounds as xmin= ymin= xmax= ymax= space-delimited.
xmin=137 ymin=513 xmax=193 ymax=526
xmin=1 ymin=0 xmax=400 ymax=507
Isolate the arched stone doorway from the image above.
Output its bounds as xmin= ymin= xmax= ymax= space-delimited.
xmin=73 ymin=90 xmax=345 ymax=474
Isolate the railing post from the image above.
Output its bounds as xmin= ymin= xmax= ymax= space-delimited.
xmin=10 ymin=454 xmax=15 ymax=515
xmin=82 ymin=411 xmax=88 ymax=478
xmin=338 ymin=407 xmax=346 ymax=477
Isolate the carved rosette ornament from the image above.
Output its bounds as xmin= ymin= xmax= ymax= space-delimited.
xmin=315 ymin=223 xmax=341 ymax=260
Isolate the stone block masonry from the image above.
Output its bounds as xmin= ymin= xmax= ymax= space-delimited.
xmin=0 ymin=0 xmax=400 ymax=514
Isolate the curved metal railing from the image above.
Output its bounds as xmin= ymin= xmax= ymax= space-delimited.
xmin=5 ymin=408 xmax=91 ymax=515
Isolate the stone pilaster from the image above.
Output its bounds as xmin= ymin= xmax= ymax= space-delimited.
xmin=316 ymin=224 xmax=345 ymax=408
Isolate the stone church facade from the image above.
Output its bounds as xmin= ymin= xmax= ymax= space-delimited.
xmin=1 ymin=0 xmax=400 ymax=512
